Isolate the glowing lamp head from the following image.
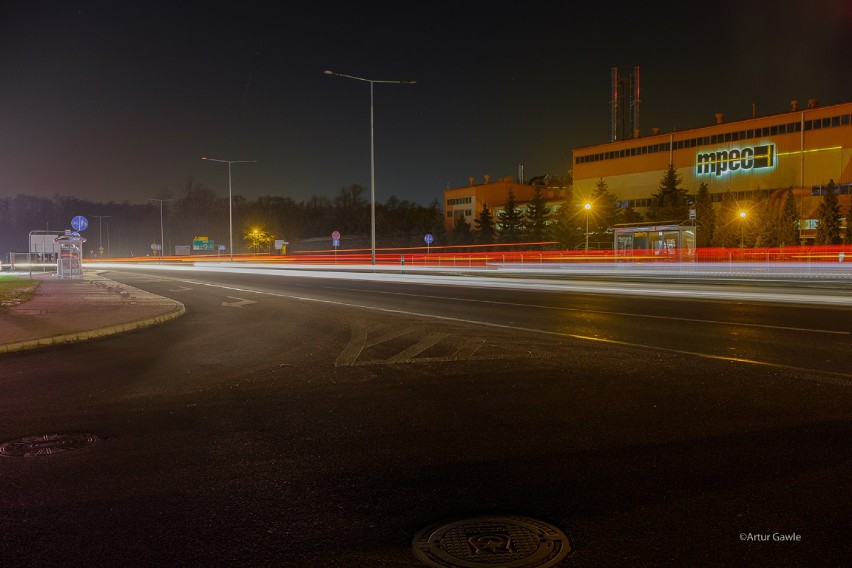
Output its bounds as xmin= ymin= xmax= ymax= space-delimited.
xmin=584 ymin=203 xmax=592 ymax=211
xmin=739 ymin=210 xmax=746 ymax=219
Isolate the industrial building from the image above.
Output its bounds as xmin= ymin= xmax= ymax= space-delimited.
xmin=572 ymin=98 xmax=852 ymax=242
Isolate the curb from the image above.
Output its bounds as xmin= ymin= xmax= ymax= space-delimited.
xmin=0 ymin=302 xmax=186 ymax=354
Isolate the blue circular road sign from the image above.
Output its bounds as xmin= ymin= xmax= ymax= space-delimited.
xmin=424 ymin=233 xmax=434 ymax=245
xmin=71 ymin=216 xmax=88 ymax=231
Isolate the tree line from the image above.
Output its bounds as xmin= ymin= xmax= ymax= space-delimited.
xmin=0 ymin=179 xmax=445 ymax=257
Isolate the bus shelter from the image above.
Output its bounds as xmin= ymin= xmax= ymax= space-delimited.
xmin=54 ymin=232 xmax=86 ymax=278
xmin=612 ymin=221 xmax=696 ymax=261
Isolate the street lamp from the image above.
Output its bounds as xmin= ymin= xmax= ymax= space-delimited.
xmin=324 ymin=69 xmax=416 ymax=265
xmin=88 ymin=215 xmax=112 ymax=258
xmin=202 ymin=156 xmax=257 ymax=261
xmin=738 ymin=210 xmax=747 ymax=248
xmin=584 ymin=202 xmax=592 ymax=252
xmin=150 ymin=199 xmax=171 ymax=261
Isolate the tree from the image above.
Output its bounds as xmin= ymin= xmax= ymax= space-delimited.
xmin=473 ymin=202 xmax=496 ymax=244
xmin=778 ymin=188 xmax=800 ymax=247
xmin=752 ymin=192 xmax=777 ymax=248
xmin=712 ymin=191 xmax=740 ymax=248
xmin=549 ymin=201 xmax=585 ymax=250
xmin=621 ymin=205 xmax=643 ymax=224
xmin=846 ymin=200 xmax=852 ymax=245
xmin=589 ymin=178 xmax=620 ymax=234
xmin=448 ymin=216 xmax=473 ymax=245
xmin=694 ymin=182 xmax=715 ymax=247
xmin=648 ymin=163 xmax=689 ymax=221
xmin=523 ymin=184 xmax=551 ymax=243
xmin=243 ymin=226 xmax=274 ymax=253
xmin=497 ymin=190 xmax=524 ymax=243
xmin=815 ymin=180 xmax=842 ymax=245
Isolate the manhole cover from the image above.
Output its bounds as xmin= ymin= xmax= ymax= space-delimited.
xmin=0 ymin=433 xmax=99 ymax=457
xmin=413 ymin=515 xmax=571 ymax=568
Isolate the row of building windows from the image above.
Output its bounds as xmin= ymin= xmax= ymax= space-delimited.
xmin=447 ymin=197 xmax=472 ymax=206
xmin=811 ymin=183 xmax=852 ymax=195
xmin=447 ymin=209 xmax=473 ymax=217
xmin=616 ymin=189 xmax=778 ymax=209
xmin=575 ymin=112 xmax=852 ymax=166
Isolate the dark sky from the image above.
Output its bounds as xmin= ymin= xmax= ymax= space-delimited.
xmin=2 ymin=1 xmax=850 ymax=206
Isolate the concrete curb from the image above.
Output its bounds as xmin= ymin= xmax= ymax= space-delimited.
xmin=0 ymin=302 xmax=186 ymax=354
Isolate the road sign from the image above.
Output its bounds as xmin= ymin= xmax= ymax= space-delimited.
xmin=424 ymin=233 xmax=433 ymax=245
xmin=689 ymin=208 xmax=696 ymax=220
xmin=331 ymin=230 xmax=341 ymax=240
xmin=332 ymin=239 xmax=340 ymax=248
xmin=71 ymin=216 xmax=88 ymax=231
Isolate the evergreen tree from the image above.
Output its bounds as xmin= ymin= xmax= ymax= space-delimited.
xmin=815 ymin=180 xmax=842 ymax=245
xmin=648 ymin=163 xmax=689 ymax=221
xmin=621 ymin=205 xmax=643 ymax=224
xmin=845 ymin=201 xmax=852 ymax=244
xmin=778 ymin=188 xmax=800 ymax=247
xmin=694 ymin=182 xmax=715 ymax=247
xmin=497 ymin=190 xmax=524 ymax=243
xmin=712 ymin=191 xmax=741 ymax=248
xmin=448 ymin=216 xmax=473 ymax=245
xmin=523 ymin=184 xmax=552 ymax=242
xmin=474 ymin=202 xmax=496 ymax=244
xmin=752 ymin=192 xmax=776 ymax=248
xmin=590 ymin=178 xmax=620 ymax=233
xmin=549 ymin=202 xmax=585 ymax=249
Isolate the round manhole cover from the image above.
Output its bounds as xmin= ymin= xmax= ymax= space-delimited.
xmin=413 ymin=515 xmax=571 ymax=568
xmin=0 ymin=433 xmax=99 ymax=457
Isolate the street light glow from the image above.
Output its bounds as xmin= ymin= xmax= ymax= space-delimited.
xmin=584 ymin=202 xmax=592 ymax=252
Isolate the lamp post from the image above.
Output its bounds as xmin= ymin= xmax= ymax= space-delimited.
xmin=149 ymin=199 xmax=171 ymax=261
xmin=584 ymin=202 xmax=592 ymax=252
xmin=324 ymin=70 xmax=416 ymax=265
xmin=88 ymin=215 xmax=112 ymax=258
xmin=739 ymin=210 xmax=747 ymax=248
xmin=202 ymin=157 xmax=256 ymax=261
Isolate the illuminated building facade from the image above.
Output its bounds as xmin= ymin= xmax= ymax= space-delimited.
xmin=443 ymin=174 xmax=569 ymax=233
xmin=572 ymin=99 xmax=852 ymax=242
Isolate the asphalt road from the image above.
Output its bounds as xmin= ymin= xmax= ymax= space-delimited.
xmin=1 ymin=267 xmax=850 ymax=567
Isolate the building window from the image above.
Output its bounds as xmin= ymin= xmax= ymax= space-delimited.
xmin=831 ymin=116 xmax=841 ymax=127
xmin=842 ymin=115 xmax=850 ymax=126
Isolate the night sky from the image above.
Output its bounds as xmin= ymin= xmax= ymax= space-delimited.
xmin=2 ymin=1 xmax=850 ymax=206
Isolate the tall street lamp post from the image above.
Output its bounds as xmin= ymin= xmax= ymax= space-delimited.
xmin=202 ymin=157 xmax=257 ymax=261
xmin=739 ymin=210 xmax=747 ymax=248
xmin=584 ymin=202 xmax=592 ymax=252
xmin=324 ymin=70 xmax=416 ymax=265
xmin=88 ymin=215 xmax=112 ymax=258
xmin=149 ymin=199 xmax=171 ymax=262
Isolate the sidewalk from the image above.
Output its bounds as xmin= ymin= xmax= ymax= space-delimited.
xmin=0 ymin=271 xmax=185 ymax=354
